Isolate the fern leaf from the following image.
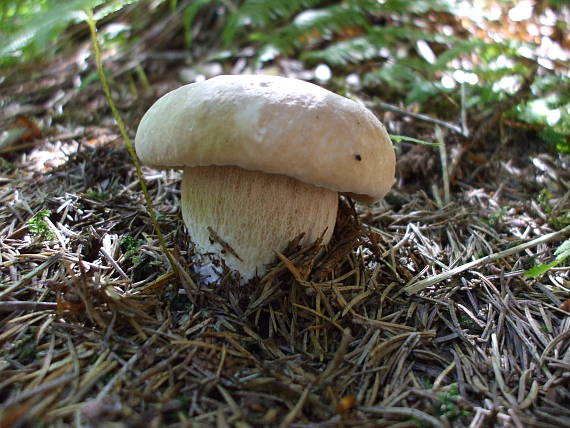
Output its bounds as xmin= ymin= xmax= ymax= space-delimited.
xmin=301 ymin=36 xmax=379 ymax=65
xmin=0 ymin=0 xmax=137 ymax=63
xmin=380 ymin=0 xmax=451 ymax=14
xmin=222 ymin=0 xmax=324 ymax=47
xmin=259 ymin=4 xmax=371 ymax=56
xmin=183 ymin=0 xmax=217 ymax=49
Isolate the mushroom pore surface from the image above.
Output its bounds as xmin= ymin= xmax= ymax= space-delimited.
xmin=181 ymin=165 xmax=338 ymax=281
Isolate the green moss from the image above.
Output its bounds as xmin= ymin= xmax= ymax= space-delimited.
xmin=27 ymin=210 xmax=54 ymax=240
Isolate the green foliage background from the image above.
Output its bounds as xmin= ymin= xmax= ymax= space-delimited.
xmin=1 ymin=0 xmax=569 ymax=152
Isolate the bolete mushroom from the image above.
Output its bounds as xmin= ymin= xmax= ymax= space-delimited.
xmin=135 ymin=74 xmax=395 ymax=281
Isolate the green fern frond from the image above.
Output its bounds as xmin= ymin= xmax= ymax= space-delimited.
xmin=380 ymin=0 xmax=452 ymax=14
xmin=368 ymin=26 xmax=453 ymax=46
xmin=183 ymin=0 xmax=217 ymax=48
xmin=0 ymin=0 xmax=138 ymax=65
xmin=222 ymin=0 xmax=324 ymax=47
xmin=301 ymin=36 xmax=379 ymax=65
xmin=254 ymin=3 xmax=373 ymax=56
xmin=363 ymin=61 xmax=445 ymax=105
xmin=292 ymin=3 xmax=371 ymax=36
xmin=300 ymin=24 xmax=456 ymax=67
xmin=431 ymin=39 xmax=482 ymax=70
xmin=364 ymin=62 xmax=421 ymax=91
xmin=224 ymin=0 xmax=453 ymax=61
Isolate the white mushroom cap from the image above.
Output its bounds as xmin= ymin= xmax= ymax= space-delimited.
xmin=135 ymin=74 xmax=395 ymax=202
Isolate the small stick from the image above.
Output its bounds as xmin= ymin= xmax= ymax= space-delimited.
xmin=460 ymin=83 xmax=469 ymax=137
xmin=365 ymin=100 xmax=466 ymax=136
xmin=360 ymin=406 xmax=443 ymax=427
xmin=96 ymin=351 xmax=139 ymax=400
xmin=0 ymin=253 xmax=62 ymax=299
xmin=404 ymin=224 xmax=570 ymax=295
xmin=208 ymin=226 xmax=243 ymax=262
xmin=99 ymin=248 xmax=129 ymax=280
xmin=435 ymin=125 xmax=450 ymax=205
xmin=2 ymin=373 xmax=77 ymax=408
xmin=315 ymin=328 xmax=352 ymax=388
xmin=0 ymin=301 xmax=57 ymax=312
xmin=279 ymin=383 xmax=312 ymax=428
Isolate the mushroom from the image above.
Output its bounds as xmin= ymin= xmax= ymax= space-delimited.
xmin=135 ymin=75 xmax=395 ymax=282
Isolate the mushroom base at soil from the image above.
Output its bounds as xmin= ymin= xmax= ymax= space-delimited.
xmin=181 ymin=165 xmax=338 ymax=282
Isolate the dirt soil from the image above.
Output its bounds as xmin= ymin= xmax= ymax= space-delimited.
xmin=1 ymin=42 xmax=570 ymax=428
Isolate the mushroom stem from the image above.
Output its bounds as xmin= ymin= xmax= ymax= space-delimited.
xmin=181 ymin=165 xmax=338 ymax=281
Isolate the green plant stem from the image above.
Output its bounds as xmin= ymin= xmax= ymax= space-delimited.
xmin=85 ymin=10 xmax=181 ymax=283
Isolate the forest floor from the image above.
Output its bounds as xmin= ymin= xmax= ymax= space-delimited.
xmin=1 ymin=30 xmax=570 ymax=428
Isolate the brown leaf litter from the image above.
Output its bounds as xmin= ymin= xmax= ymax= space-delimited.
xmin=1 ymin=130 xmax=569 ymax=427
xmin=1 ymin=58 xmax=570 ymax=428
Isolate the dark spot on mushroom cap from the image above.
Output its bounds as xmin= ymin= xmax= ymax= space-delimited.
xmin=355 ymin=154 xmax=362 ymax=161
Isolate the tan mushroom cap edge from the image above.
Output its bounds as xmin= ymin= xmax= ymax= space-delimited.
xmin=135 ymin=74 xmax=395 ymax=202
